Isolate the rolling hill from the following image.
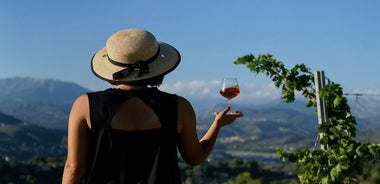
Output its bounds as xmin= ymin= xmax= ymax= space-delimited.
xmin=0 ymin=111 xmax=66 ymax=160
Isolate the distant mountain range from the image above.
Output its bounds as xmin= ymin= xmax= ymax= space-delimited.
xmin=1 ymin=77 xmax=380 ymax=161
xmin=0 ymin=77 xmax=90 ymax=129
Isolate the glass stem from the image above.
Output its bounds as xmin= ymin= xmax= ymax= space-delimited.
xmin=228 ymin=99 xmax=232 ymax=113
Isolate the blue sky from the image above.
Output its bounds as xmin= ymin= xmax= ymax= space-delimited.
xmin=1 ymin=1 xmax=380 ymax=103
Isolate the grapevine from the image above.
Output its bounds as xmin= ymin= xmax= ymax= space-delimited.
xmin=234 ymin=54 xmax=380 ymax=184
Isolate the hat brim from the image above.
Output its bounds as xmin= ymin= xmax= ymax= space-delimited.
xmin=91 ymin=42 xmax=180 ymax=84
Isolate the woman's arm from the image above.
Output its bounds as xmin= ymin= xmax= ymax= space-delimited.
xmin=62 ymin=94 xmax=90 ymax=184
xmin=177 ymin=96 xmax=243 ymax=166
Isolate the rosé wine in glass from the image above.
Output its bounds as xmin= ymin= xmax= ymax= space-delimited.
xmin=220 ymin=78 xmax=240 ymax=113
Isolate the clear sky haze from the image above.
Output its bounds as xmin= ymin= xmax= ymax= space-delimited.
xmin=1 ymin=0 xmax=380 ymax=103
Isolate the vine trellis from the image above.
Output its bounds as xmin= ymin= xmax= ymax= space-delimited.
xmin=234 ymin=53 xmax=380 ymax=184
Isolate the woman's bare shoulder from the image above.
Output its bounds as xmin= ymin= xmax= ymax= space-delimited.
xmin=73 ymin=94 xmax=89 ymax=106
xmin=176 ymin=95 xmax=196 ymax=121
xmin=177 ymin=96 xmax=194 ymax=111
xmin=177 ymin=95 xmax=190 ymax=104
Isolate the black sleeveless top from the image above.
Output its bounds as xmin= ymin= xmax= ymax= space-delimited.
xmin=84 ymin=88 xmax=182 ymax=184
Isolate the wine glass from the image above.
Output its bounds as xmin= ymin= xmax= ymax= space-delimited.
xmin=219 ymin=78 xmax=240 ymax=113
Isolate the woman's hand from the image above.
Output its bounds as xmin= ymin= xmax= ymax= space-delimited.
xmin=214 ymin=107 xmax=243 ymax=128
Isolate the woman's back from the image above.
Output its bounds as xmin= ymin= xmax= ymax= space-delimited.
xmin=111 ymin=97 xmax=161 ymax=131
xmin=84 ymin=88 xmax=182 ymax=184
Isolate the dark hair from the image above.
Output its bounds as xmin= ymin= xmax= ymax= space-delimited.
xmin=109 ymin=75 xmax=164 ymax=87
xmin=142 ymin=75 xmax=165 ymax=87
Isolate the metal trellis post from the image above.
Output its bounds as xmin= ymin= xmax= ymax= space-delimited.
xmin=314 ymin=71 xmax=328 ymax=150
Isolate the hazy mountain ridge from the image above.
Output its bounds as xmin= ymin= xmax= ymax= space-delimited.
xmin=1 ymin=77 xmax=380 ymax=162
xmin=201 ymin=102 xmax=319 ymax=162
xmin=0 ymin=77 xmax=90 ymax=129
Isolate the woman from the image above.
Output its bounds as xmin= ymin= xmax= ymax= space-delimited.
xmin=62 ymin=29 xmax=243 ymax=184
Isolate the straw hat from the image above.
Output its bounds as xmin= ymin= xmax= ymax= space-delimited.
xmin=91 ymin=29 xmax=180 ymax=84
